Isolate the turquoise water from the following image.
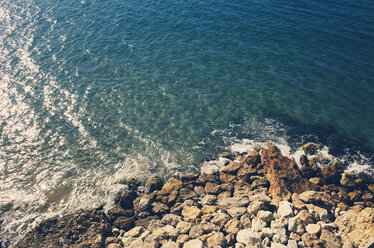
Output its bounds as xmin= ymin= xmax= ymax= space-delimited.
xmin=1 ymin=0 xmax=374 ymax=243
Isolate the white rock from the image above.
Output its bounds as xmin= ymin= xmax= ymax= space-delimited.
xmin=227 ymin=207 xmax=247 ymax=219
xmin=287 ymin=240 xmax=298 ymax=248
xmin=236 ymin=229 xmax=262 ymax=246
xmin=262 ymin=237 xmax=271 ymax=247
xmin=161 ymin=241 xmax=179 ymax=248
xmin=251 ymin=218 xmax=267 ymax=232
xmin=273 ymin=232 xmax=288 ymax=244
xmin=201 ymin=194 xmax=217 ymax=205
xmin=247 ymin=201 xmax=265 ymax=216
xmin=125 ymin=226 xmax=144 ymax=238
xmin=201 ymin=162 xmax=220 ymax=175
xmin=235 ymin=243 xmax=245 ymax=248
xmin=257 ymin=210 xmax=274 ymax=223
xmin=183 ymin=239 xmax=204 ymax=248
xmin=277 ymin=201 xmax=294 ymax=218
xmin=262 ymin=227 xmax=273 ymax=238
xmin=271 ymin=243 xmax=287 ymax=248
xmin=305 ymin=224 xmax=321 ymax=235
xmin=288 ymin=216 xmax=305 ymax=235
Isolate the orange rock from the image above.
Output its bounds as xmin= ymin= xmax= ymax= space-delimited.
xmin=261 ymin=142 xmax=314 ymax=205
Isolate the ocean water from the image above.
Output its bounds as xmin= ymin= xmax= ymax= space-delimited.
xmin=1 ymin=0 xmax=374 ymax=244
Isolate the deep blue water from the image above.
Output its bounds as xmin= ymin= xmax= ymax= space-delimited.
xmin=1 ymin=0 xmax=374 ymax=243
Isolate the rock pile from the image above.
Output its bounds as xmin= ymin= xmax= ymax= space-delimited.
xmin=12 ymin=142 xmax=374 ymax=248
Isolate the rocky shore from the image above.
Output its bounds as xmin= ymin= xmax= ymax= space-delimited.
xmin=11 ymin=142 xmax=374 ymax=248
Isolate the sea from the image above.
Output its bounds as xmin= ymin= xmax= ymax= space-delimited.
xmin=1 ymin=0 xmax=374 ymax=245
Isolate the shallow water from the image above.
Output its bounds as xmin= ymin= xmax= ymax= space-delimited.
xmin=1 ymin=0 xmax=374 ymax=243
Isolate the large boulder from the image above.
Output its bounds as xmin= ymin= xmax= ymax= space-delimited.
xmin=13 ymin=209 xmax=111 ymax=248
xmin=261 ymin=142 xmax=314 ymax=205
xmin=334 ymin=207 xmax=374 ymax=247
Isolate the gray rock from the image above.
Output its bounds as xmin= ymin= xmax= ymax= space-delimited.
xmin=251 ymin=218 xmax=267 ymax=232
xmin=262 ymin=227 xmax=273 ymax=238
xmin=320 ymin=229 xmax=342 ymax=248
xmin=162 ymin=214 xmax=182 ymax=226
xmin=211 ymin=212 xmax=231 ymax=228
xmin=227 ymin=207 xmax=247 ymax=219
xmin=206 ymin=232 xmax=225 ymax=248
xmin=217 ymin=197 xmax=249 ymax=208
xmin=248 ymin=193 xmax=271 ymax=203
xmin=277 ymin=201 xmax=294 ymax=218
xmin=257 ymin=210 xmax=274 ymax=223
xmin=189 ymin=225 xmax=204 ymax=239
xmin=201 ymin=194 xmax=217 ymax=206
xmin=288 ymin=216 xmax=305 ymax=235
xmin=273 ymin=232 xmax=288 ymax=245
xmin=139 ymin=198 xmax=151 ymax=211
xmin=236 ymin=229 xmax=262 ymax=246
xmin=247 ymin=201 xmax=266 ymax=216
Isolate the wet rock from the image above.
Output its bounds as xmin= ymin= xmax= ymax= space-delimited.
xmin=113 ymin=216 xmax=135 ymax=231
xmin=219 ymin=151 xmax=234 ymax=159
xmin=107 ymin=205 xmax=134 ymax=222
xmin=236 ymin=229 xmax=262 ymax=246
xmin=334 ymin=207 xmax=374 ymax=247
xmin=14 ymin=209 xmax=111 ymax=248
xmin=152 ymin=202 xmax=169 ymax=215
xmin=159 ymin=177 xmax=183 ymax=195
xmin=340 ymin=172 xmax=356 ymax=187
xmin=300 ymin=143 xmax=320 ymax=155
xmin=261 ymin=143 xmax=313 ymax=205
xmin=201 ymin=162 xmax=220 ymax=175
xmin=321 ymin=162 xmax=343 ymax=185
xmin=181 ymin=206 xmax=201 ymax=222
xmin=119 ymin=190 xmax=137 ymax=210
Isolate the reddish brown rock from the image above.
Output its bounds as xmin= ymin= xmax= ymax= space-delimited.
xmin=13 ymin=209 xmax=111 ymax=248
xmin=261 ymin=142 xmax=314 ymax=205
xmin=321 ymin=161 xmax=343 ymax=185
xmin=146 ymin=176 xmax=164 ymax=193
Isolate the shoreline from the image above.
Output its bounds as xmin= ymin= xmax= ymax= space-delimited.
xmin=10 ymin=142 xmax=374 ymax=248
